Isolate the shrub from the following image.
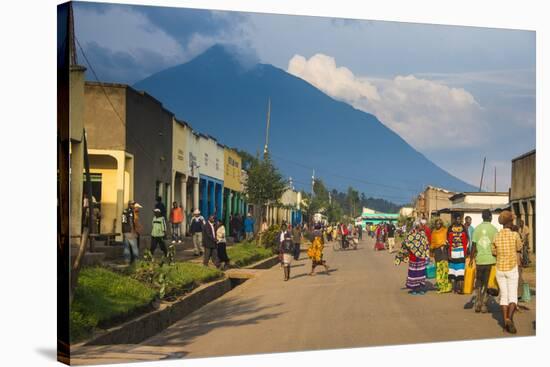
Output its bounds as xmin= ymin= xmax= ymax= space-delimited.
xmin=258 ymin=224 xmax=284 ymax=253
xmin=126 ymin=259 xmax=223 ymax=299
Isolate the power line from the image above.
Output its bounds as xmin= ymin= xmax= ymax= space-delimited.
xmin=75 ymin=36 xmax=166 ymax=168
xmin=270 ymin=152 xmax=419 ymax=194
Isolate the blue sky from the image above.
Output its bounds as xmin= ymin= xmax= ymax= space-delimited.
xmin=73 ymin=1 xmax=535 ymax=194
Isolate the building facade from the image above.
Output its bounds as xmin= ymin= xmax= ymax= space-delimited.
xmin=510 ymin=149 xmax=536 ymax=253
xmin=197 ymin=134 xmax=224 ymax=220
xmin=84 ymin=82 xmax=173 ymax=242
xmin=223 ymin=148 xmax=246 ymax=234
xmin=423 ymin=186 xmax=455 ymax=223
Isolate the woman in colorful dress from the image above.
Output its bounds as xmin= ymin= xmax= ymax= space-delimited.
xmin=447 ymin=214 xmax=469 ymax=294
xmin=307 ymin=223 xmax=330 ymax=275
xmin=395 ymin=221 xmax=429 ymax=295
xmin=374 ymin=224 xmax=386 ymax=251
xmin=430 ymin=218 xmax=452 ymax=293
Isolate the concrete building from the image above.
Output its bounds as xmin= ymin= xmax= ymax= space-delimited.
xmin=414 ymin=192 xmax=426 ymax=218
xmin=223 ymin=147 xmax=246 ymax=234
xmin=171 ymin=118 xmax=200 ymax=235
xmin=84 ymin=82 xmax=173 ymax=241
xmin=265 ymin=188 xmax=303 ymax=227
xmin=510 ymin=149 xmax=536 ymax=253
xmin=197 ymin=134 xmax=224 ymax=220
xmin=437 ymin=192 xmax=510 ymax=229
xmin=68 ymin=64 xmax=86 ymax=244
xmin=423 ymin=186 xmax=456 ymax=223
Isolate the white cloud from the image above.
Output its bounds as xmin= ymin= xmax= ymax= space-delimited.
xmin=287 ymin=53 xmax=484 ymax=150
xmin=75 ymin=5 xmax=187 ymax=66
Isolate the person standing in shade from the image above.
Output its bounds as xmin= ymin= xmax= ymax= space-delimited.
xmin=244 ymin=213 xmax=255 ymax=241
xmin=292 ymin=224 xmax=302 ymax=260
xmin=431 ymin=218 xmax=452 ymax=293
xmin=151 ymin=208 xmax=168 ymax=257
xmin=464 ymin=215 xmax=475 ymax=254
xmin=202 ymin=215 xmax=220 ymax=268
xmin=133 ymin=202 xmax=143 ymax=250
xmin=492 ymin=210 xmax=523 ymax=334
xmin=470 ymin=210 xmax=498 ymax=313
xmin=387 ymin=222 xmax=396 ymax=253
xmin=357 ymin=224 xmax=363 ymax=241
xmin=215 ymin=218 xmax=230 ymax=270
xmin=230 ymin=214 xmax=239 ymax=242
xmin=169 ymin=201 xmax=184 ymax=244
xmin=190 ymin=209 xmax=205 ymax=256
xmin=155 ymin=196 xmax=167 ymax=219
xmin=447 ymin=214 xmax=469 ymax=294
xmin=121 ymin=200 xmax=139 ymax=264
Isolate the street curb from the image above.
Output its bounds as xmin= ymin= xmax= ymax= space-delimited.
xmin=245 ymin=255 xmax=280 ymax=269
xmin=72 ymin=256 xmax=280 ymax=348
xmin=76 ymin=277 xmax=232 ymax=347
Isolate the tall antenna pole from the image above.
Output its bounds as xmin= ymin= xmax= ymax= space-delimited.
xmin=263 ymin=98 xmax=271 ymax=159
xmin=311 ymin=169 xmax=315 ymax=196
xmin=479 ymin=157 xmax=486 ymax=192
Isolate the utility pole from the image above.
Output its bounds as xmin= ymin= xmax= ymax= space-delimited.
xmin=479 ymin=157 xmax=486 ymax=192
xmin=494 ymin=167 xmax=497 ymax=192
xmin=263 ymin=98 xmax=271 ymax=159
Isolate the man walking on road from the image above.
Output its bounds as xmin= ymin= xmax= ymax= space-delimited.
xmin=202 ymin=215 xmax=220 ymax=268
xmin=190 ymin=209 xmax=205 ymax=256
xmin=470 ymin=210 xmax=497 ymax=313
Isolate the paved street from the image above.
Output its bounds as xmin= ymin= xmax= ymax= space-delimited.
xmin=72 ymin=236 xmax=536 ymax=365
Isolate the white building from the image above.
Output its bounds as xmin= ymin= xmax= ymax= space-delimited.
xmin=437 ymin=192 xmax=510 ymax=229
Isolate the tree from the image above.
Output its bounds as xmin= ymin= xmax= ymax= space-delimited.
xmin=234 ymin=148 xmax=258 ymax=171
xmin=244 ymin=153 xmax=287 ymax=225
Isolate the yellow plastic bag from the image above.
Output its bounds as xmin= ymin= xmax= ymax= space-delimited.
xmin=463 ymin=259 xmax=476 ymax=294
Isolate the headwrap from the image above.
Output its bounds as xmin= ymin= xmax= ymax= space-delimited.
xmin=394 ymin=228 xmax=428 ymax=265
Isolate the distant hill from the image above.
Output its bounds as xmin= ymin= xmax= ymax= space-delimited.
xmin=133 ymin=44 xmax=477 ymax=203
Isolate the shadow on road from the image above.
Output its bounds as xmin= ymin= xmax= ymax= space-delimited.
xmin=290 ymin=268 xmax=339 ymax=280
xmin=142 ymin=296 xmax=285 ymax=349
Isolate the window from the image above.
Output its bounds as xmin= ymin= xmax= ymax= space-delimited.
xmin=204 ymin=153 xmax=208 ymax=166
xmin=216 ymin=158 xmax=219 ymax=170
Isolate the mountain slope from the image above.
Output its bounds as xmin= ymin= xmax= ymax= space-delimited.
xmin=133 ymin=45 xmax=477 ymax=203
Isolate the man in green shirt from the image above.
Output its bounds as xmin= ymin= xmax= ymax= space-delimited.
xmin=470 ymin=210 xmax=498 ymax=313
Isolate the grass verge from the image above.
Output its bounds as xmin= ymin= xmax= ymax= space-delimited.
xmin=71 ymin=262 xmax=223 ymax=343
xmin=70 ymin=267 xmax=156 ymax=343
xmin=227 ymin=241 xmax=274 ymax=267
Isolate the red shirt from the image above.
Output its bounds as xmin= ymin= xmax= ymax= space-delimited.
xmin=171 ymin=207 xmax=184 ymax=224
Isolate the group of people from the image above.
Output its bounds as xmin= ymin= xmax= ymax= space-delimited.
xmin=275 ymin=221 xmax=335 ymax=281
xmin=121 ymin=197 xmax=232 ymax=269
xmin=323 ymin=222 xmax=362 ymax=250
xmin=394 ymin=210 xmax=532 ymax=334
